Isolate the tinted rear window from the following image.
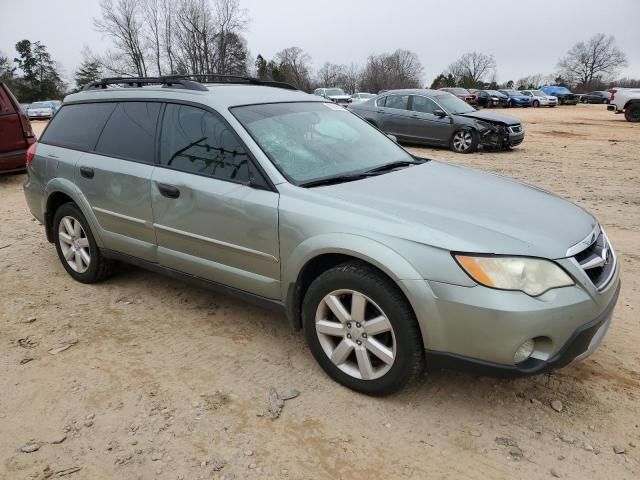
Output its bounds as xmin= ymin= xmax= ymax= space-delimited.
xmin=41 ymin=103 xmax=116 ymax=150
xmin=94 ymin=102 xmax=161 ymax=163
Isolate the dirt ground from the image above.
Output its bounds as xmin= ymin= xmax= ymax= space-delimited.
xmin=1 ymin=105 xmax=638 ymax=480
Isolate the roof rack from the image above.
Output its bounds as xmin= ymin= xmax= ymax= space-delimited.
xmin=83 ymin=74 xmax=298 ymax=92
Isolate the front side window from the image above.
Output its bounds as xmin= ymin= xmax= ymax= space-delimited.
xmin=232 ymin=102 xmax=414 ymax=185
xmin=40 ymin=103 xmax=116 ymax=150
xmin=94 ymin=102 xmax=160 ymax=163
xmin=159 ymin=104 xmax=249 ymax=182
xmin=435 ymin=94 xmax=476 ymax=114
xmin=385 ymin=95 xmax=409 ymax=110
xmin=411 ymin=96 xmax=438 ymax=114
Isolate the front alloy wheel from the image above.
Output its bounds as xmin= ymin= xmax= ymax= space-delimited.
xmin=451 ymin=129 xmax=478 ymax=153
xmin=316 ymin=289 xmax=396 ymax=380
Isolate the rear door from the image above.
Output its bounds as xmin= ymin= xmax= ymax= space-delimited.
xmin=151 ymin=103 xmax=280 ymax=299
xmin=378 ymin=94 xmax=413 ymax=139
xmin=74 ymin=101 xmax=160 ymax=262
xmin=408 ymin=95 xmax=452 ymax=145
xmin=0 ymin=84 xmax=28 ymax=168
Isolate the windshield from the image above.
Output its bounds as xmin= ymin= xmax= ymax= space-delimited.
xmin=532 ymin=90 xmax=545 ymax=96
xmin=325 ymin=88 xmax=345 ymax=96
xmin=435 ymin=94 xmax=476 ymax=114
xmin=486 ymin=90 xmax=502 ymax=96
xmin=550 ymin=87 xmax=571 ymax=94
xmin=31 ymin=102 xmax=52 ymax=108
xmin=447 ymin=88 xmax=469 ymax=94
xmin=502 ymin=90 xmax=521 ymax=95
xmin=232 ymin=102 xmax=414 ymax=185
xmin=359 ymin=93 xmax=375 ymax=99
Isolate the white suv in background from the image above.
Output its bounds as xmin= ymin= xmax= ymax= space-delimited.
xmin=520 ymin=90 xmax=558 ymax=107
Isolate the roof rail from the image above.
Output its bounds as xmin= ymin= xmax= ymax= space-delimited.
xmin=163 ymin=74 xmax=298 ymax=91
xmin=83 ymin=74 xmax=298 ymax=92
xmin=84 ymin=76 xmax=208 ymax=91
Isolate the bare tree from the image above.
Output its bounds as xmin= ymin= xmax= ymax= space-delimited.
xmin=275 ymin=46 xmax=312 ymax=90
xmin=94 ymin=0 xmax=148 ymax=76
xmin=211 ymin=0 xmax=248 ymax=74
xmin=316 ymin=62 xmax=346 ymax=87
xmin=516 ymin=73 xmax=544 ymax=90
xmin=342 ymin=62 xmax=362 ymax=93
xmin=558 ymin=33 xmax=628 ymax=88
xmin=360 ymin=49 xmax=423 ymax=93
xmin=447 ymin=51 xmax=496 ymax=87
xmin=173 ymin=0 xmax=215 ymax=74
xmin=161 ymin=0 xmax=176 ymax=73
xmin=142 ymin=0 xmax=163 ymax=75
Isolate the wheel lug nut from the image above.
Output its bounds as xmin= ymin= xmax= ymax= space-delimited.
xmin=362 ymin=333 xmax=367 ymax=338
xmin=347 ymin=323 xmax=351 ymax=328
xmin=356 ymin=323 xmax=361 ymax=328
xmin=347 ymin=334 xmax=351 ymax=339
xmin=356 ymin=340 xmax=362 ymax=345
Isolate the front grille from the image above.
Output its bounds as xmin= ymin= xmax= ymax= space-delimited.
xmin=508 ymin=125 xmax=523 ymax=134
xmin=572 ymin=229 xmax=616 ymax=290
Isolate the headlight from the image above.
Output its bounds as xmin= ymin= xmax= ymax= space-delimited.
xmin=454 ymin=255 xmax=574 ymax=296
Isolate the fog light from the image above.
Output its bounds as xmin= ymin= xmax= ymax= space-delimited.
xmin=514 ymin=339 xmax=535 ymax=364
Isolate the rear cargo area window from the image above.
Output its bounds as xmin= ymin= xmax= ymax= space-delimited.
xmin=40 ymin=103 xmax=116 ymax=150
xmin=94 ymin=102 xmax=161 ymax=163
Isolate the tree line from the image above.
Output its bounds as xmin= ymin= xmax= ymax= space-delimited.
xmin=0 ymin=0 xmax=634 ymax=103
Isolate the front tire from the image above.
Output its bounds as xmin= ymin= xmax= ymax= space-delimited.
xmin=532 ymin=100 xmax=540 ymax=108
xmin=450 ymin=129 xmax=478 ymax=154
xmin=302 ymin=262 xmax=424 ymax=396
xmin=53 ymin=203 xmax=114 ymax=283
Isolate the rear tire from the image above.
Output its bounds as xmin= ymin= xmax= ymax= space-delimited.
xmin=532 ymin=100 xmax=540 ymax=108
xmin=625 ymin=104 xmax=640 ymax=122
xmin=302 ymin=262 xmax=424 ymax=396
xmin=53 ymin=203 xmax=114 ymax=283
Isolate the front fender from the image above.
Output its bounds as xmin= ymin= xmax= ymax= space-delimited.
xmin=44 ymin=178 xmax=105 ymax=247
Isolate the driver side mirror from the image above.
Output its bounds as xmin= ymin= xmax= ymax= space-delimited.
xmin=433 ymin=109 xmax=447 ymax=118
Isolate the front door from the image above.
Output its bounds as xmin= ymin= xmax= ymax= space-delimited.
xmin=408 ymin=95 xmax=452 ymax=145
xmin=151 ymin=103 xmax=280 ymax=299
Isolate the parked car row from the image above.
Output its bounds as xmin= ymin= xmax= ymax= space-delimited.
xmin=27 ymin=100 xmax=61 ymax=119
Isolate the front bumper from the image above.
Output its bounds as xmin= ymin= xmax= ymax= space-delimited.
xmin=400 ymin=253 xmax=620 ymax=374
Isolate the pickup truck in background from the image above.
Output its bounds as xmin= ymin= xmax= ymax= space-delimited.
xmin=607 ymin=88 xmax=640 ymax=122
xmin=539 ymin=85 xmax=579 ymax=105
xmin=0 ymin=82 xmax=36 ymax=173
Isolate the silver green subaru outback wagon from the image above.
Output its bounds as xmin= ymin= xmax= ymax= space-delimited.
xmin=23 ymin=76 xmax=620 ymax=395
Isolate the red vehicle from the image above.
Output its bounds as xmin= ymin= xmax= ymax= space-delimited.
xmin=438 ymin=87 xmax=477 ymax=105
xmin=0 ymin=82 xmax=36 ymax=173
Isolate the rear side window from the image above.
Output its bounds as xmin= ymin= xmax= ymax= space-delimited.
xmin=159 ymin=104 xmax=249 ymax=183
xmin=41 ymin=103 xmax=115 ymax=150
xmin=94 ymin=102 xmax=161 ymax=163
xmin=385 ymin=95 xmax=409 ymax=110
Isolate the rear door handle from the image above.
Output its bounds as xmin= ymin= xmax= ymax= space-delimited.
xmin=157 ymin=183 xmax=180 ymax=199
xmin=80 ymin=166 xmax=94 ymax=178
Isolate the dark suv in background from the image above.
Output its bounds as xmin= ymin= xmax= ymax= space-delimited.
xmin=0 ymin=82 xmax=36 ymax=173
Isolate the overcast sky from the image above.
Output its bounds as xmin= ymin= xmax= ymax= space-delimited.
xmin=1 ymin=0 xmax=639 ymax=85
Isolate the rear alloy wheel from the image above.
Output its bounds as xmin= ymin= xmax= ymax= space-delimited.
xmin=53 ymin=203 xmax=114 ymax=283
xmin=451 ymin=129 xmax=478 ymax=154
xmin=303 ymin=262 xmax=424 ymax=395
xmin=625 ymin=104 xmax=640 ymax=122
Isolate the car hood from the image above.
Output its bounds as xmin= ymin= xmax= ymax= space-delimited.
xmin=316 ymin=161 xmax=595 ymax=259
xmin=457 ymin=110 xmax=521 ymax=125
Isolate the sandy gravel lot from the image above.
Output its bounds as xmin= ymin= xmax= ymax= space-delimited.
xmin=1 ymin=106 xmax=639 ymax=480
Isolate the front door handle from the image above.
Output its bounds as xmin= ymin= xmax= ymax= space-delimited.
xmin=80 ymin=166 xmax=94 ymax=178
xmin=157 ymin=183 xmax=180 ymax=199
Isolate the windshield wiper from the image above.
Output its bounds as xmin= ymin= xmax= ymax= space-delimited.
xmin=361 ymin=158 xmax=427 ymax=175
xmin=300 ymin=173 xmax=372 ymax=188
xmin=301 ymin=158 xmax=428 ymax=188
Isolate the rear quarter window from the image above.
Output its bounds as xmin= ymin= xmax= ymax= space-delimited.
xmin=41 ymin=103 xmax=116 ymax=150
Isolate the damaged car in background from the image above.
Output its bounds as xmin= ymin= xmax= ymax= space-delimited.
xmin=348 ymin=89 xmax=524 ymax=153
